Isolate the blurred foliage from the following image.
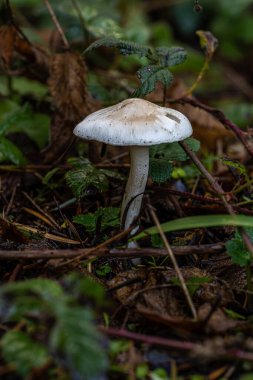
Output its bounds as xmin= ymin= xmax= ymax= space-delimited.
xmin=0 ymin=274 xmax=108 ymax=379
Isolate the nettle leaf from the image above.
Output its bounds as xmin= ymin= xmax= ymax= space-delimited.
xmin=226 ymin=228 xmax=253 ymax=266
xmin=0 ymin=275 xmax=108 ymax=379
xmin=73 ymin=207 xmax=120 ymax=233
xmin=66 ymin=158 xmax=108 ymax=198
xmin=1 ymin=330 xmax=49 ymax=377
xmin=155 ymin=46 xmax=187 ymax=67
xmin=149 ymin=158 xmax=173 ymax=183
xmin=0 ymin=137 xmax=28 ymax=165
xmin=134 ymin=65 xmax=173 ymax=97
xmin=51 ymin=306 xmax=108 ymax=379
xmin=85 ymin=36 xmax=152 ymax=57
xmin=150 ymin=137 xmax=200 ymax=162
xmin=0 ymin=278 xmax=64 ymax=321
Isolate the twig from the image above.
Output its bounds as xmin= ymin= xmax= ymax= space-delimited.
xmin=57 ymin=227 xmax=134 ymax=267
xmin=179 ymin=140 xmax=253 ymax=303
xmin=43 ymin=0 xmax=69 ymax=49
xmin=148 ymin=204 xmax=198 ymax=320
xmin=99 ymin=325 xmax=195 ymax=351
xmin=0 ymin=244 xmax=224 ymax=260
xmin=179 ymin=141 xmax=234 ymax=215
xmin=100 ymin=326 xmax=253 ymax=362
xmin=152 ymin=186 xmax=253 ymax=216
xmin=178 ymin=97 xmax=253 ymax=158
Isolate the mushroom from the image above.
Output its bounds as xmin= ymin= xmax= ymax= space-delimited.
xmin=73 ymin=98 xmax=192 ymax=232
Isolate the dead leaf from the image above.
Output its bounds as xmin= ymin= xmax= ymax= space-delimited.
xmin=196 ymin=30 xmax=218 ymax=60
xmin=48 ymin=51 xmax=95 ymax=122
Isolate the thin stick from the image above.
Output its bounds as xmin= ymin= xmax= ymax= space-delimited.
xmin=148 ymin=204 xmax=198 ymax=320
xmin=57 ymin=227 xmax=134 ymax=267
xmin=179 ymin=139 xmax=253 ymax=297
xmin=0 ymin=244 xmax=224 ymax=260
xmin=100 ymin=326 xmax=253 ymax=362
xmin=43 ymin=0 xmax=69 ymax=49
xmin=178 ymin=97 xmax=253 ymax=158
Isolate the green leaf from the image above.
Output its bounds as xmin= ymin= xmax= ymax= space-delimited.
xmin=85 ymin=36 xmax=152 ymax=57
xmin=1 ymin=330 xmax=49 ymax=377
xmin=0 ymin=279 xmax=64 ymax=323
xmin=0 ymin=137 xmax=28 ymax=165
xmin=0 ymin=103 xmax=31 ymax=137
xmin=171 ymin=276 xmax=212 ymax=296
xmin=150 ymin=137 xmax=200 ymax=162
xmin=133 ymin=215 xmax=253 ymax=242
xmin=134 ymin=65 xmax=173 ymax=97
xmin=51 ymin=306 xmax=107 ymax=378
xmin=73 ymin=207 xmax=120 ymax=233
xmin=0 ymin=101 xmax=49 ymax=148
xmin=226 ymin=228 xmax=253 ymax=266
xmin=149 ymin=158 xmax=173 ymax=183
xmin=155 ymin=46 xmax=187 ymax=67
xmin=66 ymin=158 xmax=108 ymax=198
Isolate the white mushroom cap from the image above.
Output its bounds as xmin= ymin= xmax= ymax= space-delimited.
xmin=74 ymin=98 xmax=192 ymax=146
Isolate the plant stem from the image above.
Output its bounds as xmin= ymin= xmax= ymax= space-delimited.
xmin=121 ymin=146 xmax=149 ymax=230
xmin=148 ymin=204 xmax=198 ymax=320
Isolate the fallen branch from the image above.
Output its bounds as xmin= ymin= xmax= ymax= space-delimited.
xmin=0 ymin=243 xmax=224 ymax=260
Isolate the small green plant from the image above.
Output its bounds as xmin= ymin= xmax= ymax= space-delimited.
xmin=149 ymin=137 xmax=200 ymax=182
xmin=0 ymin=274 xmax=108 ymax=379
xmin=66 ymin=157 xmax=122 ymax=199
xmin=85 ymin=36 xmax=187 ymax=98
xmin=226 ymin=228 xmax=253 ymax=266
xmin=73 ymin=207 xmax=120 ymax=233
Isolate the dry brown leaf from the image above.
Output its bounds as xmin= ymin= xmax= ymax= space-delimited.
xmin=0 ymin=25 xmax=16 ymax=66
xmin=197 ymin=303 xmax=239 ymax=333
xmin=146 ymin=80 xmax=234 ymax=151
xmin=48 ymin=51 xmax=95 ymax=122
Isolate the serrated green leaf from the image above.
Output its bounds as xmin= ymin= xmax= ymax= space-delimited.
xmin=149 ymin=158 xmax=173 ymax=183
xmin=0 ymin=137 xmax=28 ymax=165
xmin=155 ymin=46 xmax=187 ymax=67
xmin=134 ymin=65 xmax=173 ymax=97
xmin=73 ymin=207 xmax=120 ymax=233
xmin=85 ymin=36 xmax=152 ymax=57
xmin=133 ymin=215 xmax=253 ymax=242
xmin=66 ymin=158 xmax=108 ymax=198
xmin=51 ymin=306 xmax=107 ymax=378
xmin=1 ymin=330 xmax=49 ymax=377
xmin=226 ymin=228 xmax=253 ymax=266
xmin=150 ymin=138 xmax=200 ymax=162
xmin=0 ymin=278 xmax=65 ymax=322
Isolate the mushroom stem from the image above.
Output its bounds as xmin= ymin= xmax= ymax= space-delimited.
xmin=121 ymin=146 xmax=149 ymax=230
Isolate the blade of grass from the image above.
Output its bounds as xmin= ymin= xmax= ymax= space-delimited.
xmin=133 ymin=214 xmax=253 ymax=241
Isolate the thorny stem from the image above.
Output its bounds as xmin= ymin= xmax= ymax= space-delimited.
xmin=178 ymin=97 xmax=253 ymax=158
xmin=179 ymin=141 xmax=234 ymax=214
xmin=148 ymin=204 xmax=198 ymax=320
xmin=179 ymin=140 xmax=253 ymax=303
xmin=43 ymin=0 xmax=70 ymax=49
